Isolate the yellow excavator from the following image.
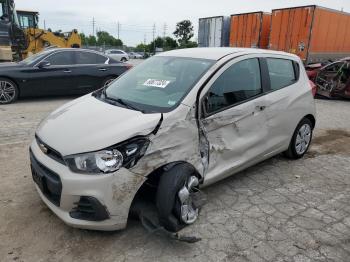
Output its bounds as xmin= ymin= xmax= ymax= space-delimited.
xmin=17 ymin=9 xmax=81 ymax=59
xmin=0 ymin=0 xmax=81 ymax=61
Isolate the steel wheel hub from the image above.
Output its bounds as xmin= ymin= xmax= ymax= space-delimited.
xmin=178 ymin=176 xmax=199 ymax=224
xmin=0 ymin=81 xmax=15 ymax=103
xmin=295 ymin=124 xmax=311 ymax=155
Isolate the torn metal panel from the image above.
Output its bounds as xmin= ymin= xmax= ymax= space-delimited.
xmin=199 ymin=96 xmax=269 ymax=186
xmin=130 ymin=104 xmax=204 ymax=178
xmin=315 ymin=60 xmax=350 ymax=99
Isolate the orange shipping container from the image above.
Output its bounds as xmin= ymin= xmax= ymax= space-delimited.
xmin=269 ymin=5 xmax=350 ymax=63
xmin=230 ymin=12 xmax=271 ymax=49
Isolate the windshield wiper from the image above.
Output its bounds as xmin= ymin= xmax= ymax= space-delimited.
xmin=101 ymin=88 xmax=146 ymax=113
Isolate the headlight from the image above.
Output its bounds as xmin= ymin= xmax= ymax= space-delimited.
xmin=64 ymin=137 xmax=149 ymax=174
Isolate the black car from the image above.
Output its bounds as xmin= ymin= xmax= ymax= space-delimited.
xmin=0 ymin=48 xmax=132 ymax=104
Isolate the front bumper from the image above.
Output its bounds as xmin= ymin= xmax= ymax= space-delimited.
xmin=30 ymin=140 xmax=146 ymax=231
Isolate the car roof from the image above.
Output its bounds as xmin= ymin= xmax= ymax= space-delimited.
xmin=106 ymin=49 xmax=124 ymax=52
xmin=156 ymin=47 xmax=299 ymax=61
xmin=44 ymin=48 xmax=102 ymax=53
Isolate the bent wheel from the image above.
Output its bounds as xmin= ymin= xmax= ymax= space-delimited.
xmin=156 ymin=164 xmax=199 ymax=232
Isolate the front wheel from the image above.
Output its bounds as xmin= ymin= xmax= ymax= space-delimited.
xmin=156 ymin=164 xmax=200 ymax=232
xmin=284 ymin=118 xmax=313 ymax=159
xmin=121 ymin=57 xmax=127 ymax=62
xmin=0 ymin=78 xmax=19 ymax=104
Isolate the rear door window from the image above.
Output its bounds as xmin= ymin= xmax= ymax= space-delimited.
xmin=75 ymin=51 xmax=107 ymax=64
xmin=266 ymin=58 xmax=297 ymax=91
xmin=45 ymin=51 xmax=74 ymax=65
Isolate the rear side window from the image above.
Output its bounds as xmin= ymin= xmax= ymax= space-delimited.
xmin=46 ymin=51 xmax=74 ymax=65
xmin=75 ymin=51 xmax=107 ymax=64
xmin=206 ymin=58 xmax=262 ymax=114
xmin=109 ymin=50 xmax=123 ymax=54
xmin=266 ymin=58 xmax=297 ymax=91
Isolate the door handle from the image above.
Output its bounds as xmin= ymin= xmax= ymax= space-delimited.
xmin=99 ymin=68 xmax=107 ymax=71
xmin=63 ymin=69 xmax=72 ymax=73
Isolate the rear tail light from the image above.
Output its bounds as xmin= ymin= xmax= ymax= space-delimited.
xmin=309 ymin=80 xmax=317 ymax=97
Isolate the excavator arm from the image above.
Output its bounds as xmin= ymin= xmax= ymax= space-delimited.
xmin=22 ymin=28 xmax=81 ymax=58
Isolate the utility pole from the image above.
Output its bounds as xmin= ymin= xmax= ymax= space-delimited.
xmin=152 ymin=23 xmax=156 ymax=54
xmin=144 ymin=34 xmax=147 ymax=45
xmin=163 ymin=23 xmax=167 ymax=39
xmin=92 ymin=17 xmax=96 ymax=37
xmin=163 ymin=23 xmax=167 ymax=50
xmin=43 ymin=19 xmax=46 ymax=30
xmin=117 ymin=21 xmax=120 ymax=39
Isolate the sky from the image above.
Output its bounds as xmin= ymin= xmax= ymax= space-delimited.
xmin=15 ymin=0 xmax=350 ymax=47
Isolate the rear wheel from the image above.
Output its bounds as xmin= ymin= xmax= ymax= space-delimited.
xmin=0 ymin=78 xmax=18 ymax=104
xmin=156 ymin=164 xmax=199 ymax=232
xmin=284 ymin=118 xmax=313 ymax=159
xmin=102 ymin=77 xmax=116 ymax=88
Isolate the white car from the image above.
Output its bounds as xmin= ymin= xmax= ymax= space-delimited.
xmin=105 ymin=49 xmax=129 ymax=62
xmin=30 ymin=48 xmax=316 ymax=231
xmin=129 ymin=52 xmax=143 ymax=59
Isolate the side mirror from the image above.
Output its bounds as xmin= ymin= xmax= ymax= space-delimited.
xmin=37 ymin=60 xmax=51 ymax=69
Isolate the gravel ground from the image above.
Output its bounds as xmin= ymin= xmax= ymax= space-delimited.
xmin=0 ymin=97 xmax=349 ymax=262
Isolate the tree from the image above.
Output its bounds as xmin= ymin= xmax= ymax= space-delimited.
xmin=79 ymin=33 xmax=87 ymax=46
xmin=86 ymin=35 xmax=97 ymax=46
xmin=173 ymin=20 xmax=194 ymax=46
xmin=148 ymin=36 xmax=165 ymax=53
xmin=135 ymin=43 xmax=150 ymax=52
xmin=163 ymin=37 xmax=178 ymax=50
xmin=96 ymin=31 xmax=123 ymax=47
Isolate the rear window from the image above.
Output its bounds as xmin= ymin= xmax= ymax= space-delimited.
xmin=267 ymin=58 xmax=297 ymax=91
xmin=75 ymin=51 xmax=107 ymax=64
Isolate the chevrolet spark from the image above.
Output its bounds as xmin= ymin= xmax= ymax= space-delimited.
xmin=30 ymin=48 xmax=316 ymax=232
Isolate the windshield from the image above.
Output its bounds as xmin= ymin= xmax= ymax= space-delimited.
xmin=105 ymin=56 xmax=214 ymax=113
xmin=18 ymin=49 xmax=52 ymax=65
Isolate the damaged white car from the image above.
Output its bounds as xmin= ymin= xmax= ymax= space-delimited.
xmin=30 ymin=48 xmax=316 ymax=232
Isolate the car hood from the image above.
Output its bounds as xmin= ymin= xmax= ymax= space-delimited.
xmin=36 ymin=94 xmax=162 ymax=156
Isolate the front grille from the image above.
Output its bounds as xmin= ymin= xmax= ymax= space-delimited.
xmin=70 ymin=196 xmax=109 ymax=221
xmin=30 ymin=149 xmax=62 ymax=206
xmin=35 ymin=135 xmax=65 ymax=165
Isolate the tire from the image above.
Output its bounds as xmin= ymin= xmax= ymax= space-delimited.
xmin=0 ymin=78 xmax=19 ymax=104
xmin=121 ymin=57 xmax=127 ymax=62
xmin=284 ymin=118 xmax=313 ymax=159
xmin=102 ymin=76 xmax=116 ymax=88
xmin=156 ymin=164 xmax=199 ymax=232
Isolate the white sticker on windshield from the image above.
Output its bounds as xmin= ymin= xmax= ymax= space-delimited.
xmin=143 ymin=79 xmax=171 ymax=88
xmin=168 ymin=100 xmax=176 ymax=106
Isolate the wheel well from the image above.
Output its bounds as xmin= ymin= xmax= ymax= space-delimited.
xmin=304 ymin=114 xmax=316 ymax=129
xmin=131 ymin=162 xmax=202 ymax=205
